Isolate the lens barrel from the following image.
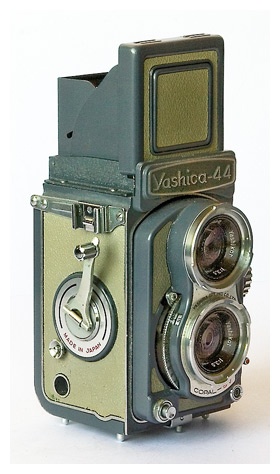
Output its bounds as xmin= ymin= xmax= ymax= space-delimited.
xmin=181 ymin=297 xmax=250 ymax=386
xmin=194 ymin=308 xmax=240 ymax=374
xmin=184 ymin=203 xmax=253 ymax=291
xmin=196 ymin=216 xmax=241 ymax=282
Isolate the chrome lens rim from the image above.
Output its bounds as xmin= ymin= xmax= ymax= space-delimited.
xmin=184 ymin=203 xmax=253 ymax=291
xmin=181 ymin=297 xmax=250 ymax=385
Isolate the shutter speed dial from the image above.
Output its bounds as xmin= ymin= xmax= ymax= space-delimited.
xmin=53 ymin=238 xmax=117 ymax=361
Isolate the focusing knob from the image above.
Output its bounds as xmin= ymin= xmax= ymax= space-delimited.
xmin=243 ymin=267 xmax=253 ymax=297
xmin=156 ymin=291 xmax=181 ymax=390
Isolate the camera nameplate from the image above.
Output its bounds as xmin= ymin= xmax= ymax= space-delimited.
xmin=136 ymin=152 xmax=235 ymax=199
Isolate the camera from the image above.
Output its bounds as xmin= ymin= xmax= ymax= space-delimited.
xmin=31 ymin=34 xmax=253 ymax=440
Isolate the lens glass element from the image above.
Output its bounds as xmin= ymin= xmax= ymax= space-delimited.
xmin=196 ymin=216 xmax=241 ymax=282
xmin=194 ymin=308 xmax=239 ymax=374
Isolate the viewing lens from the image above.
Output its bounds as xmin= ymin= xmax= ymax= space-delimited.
xmin=194 ymin=308 xmax=239 ymax=374
xmin=196 ymin=216 xmax=241 ymax=282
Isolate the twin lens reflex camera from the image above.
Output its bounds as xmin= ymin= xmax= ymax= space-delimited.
xmin=31 ymin=34 xmax=253 ymax=440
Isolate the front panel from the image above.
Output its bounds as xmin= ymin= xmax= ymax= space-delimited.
xmin=132 ymin=197 xmax=252 ymax=425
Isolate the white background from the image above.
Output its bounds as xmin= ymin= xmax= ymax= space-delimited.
xmin=8 ymin=1 xmax=274 ymax=467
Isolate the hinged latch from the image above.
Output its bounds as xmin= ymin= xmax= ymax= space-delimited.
xmin=72 ymin=203 xmax=125 ymax=233
xmin=30 ymin=195 xmax=126 ymax=233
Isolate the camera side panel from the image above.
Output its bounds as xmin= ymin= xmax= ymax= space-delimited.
xmin=34 ymin=209 xmax=127 ymax=434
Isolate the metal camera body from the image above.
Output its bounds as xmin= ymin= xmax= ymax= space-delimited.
xmin=31 ymin=35 xmax=253 ymax=439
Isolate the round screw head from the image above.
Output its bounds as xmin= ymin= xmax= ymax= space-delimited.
xmin=49 ymin=340 xmax=64 ymax=359
xmin=230 ymin=384 xmax=243 ymax=402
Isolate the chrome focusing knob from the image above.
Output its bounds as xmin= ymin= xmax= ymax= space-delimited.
xmin=153 ymin=400 xmax=177 ymax=423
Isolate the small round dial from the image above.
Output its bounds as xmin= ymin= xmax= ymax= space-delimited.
xmin=53 ymin=273 xmax=117 ymax=361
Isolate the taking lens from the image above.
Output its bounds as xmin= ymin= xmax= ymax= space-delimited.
xmin=180 ymin=297 xmax=250 ymax=389
xmin=194 ymin=308 xmax=239 ymax=374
